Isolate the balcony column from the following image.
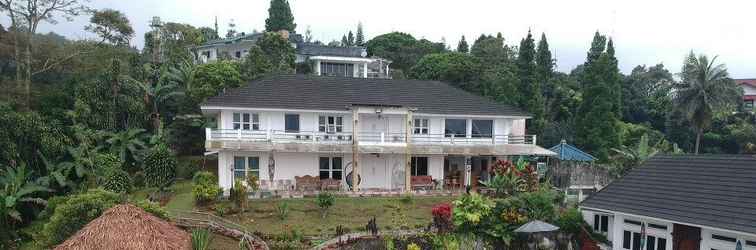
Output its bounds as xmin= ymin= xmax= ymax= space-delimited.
xmin=405 ymin=110 xmax=413 ymax=192
xmin=464 ymin=156 xmax=472 ymax=189
xmin=351 ymin=108 xmax=360 ymax=192
xmin=363 ymin=62 xmax=368 ymax=78
xmin=315 ymin=60 xmax=321 ymax=76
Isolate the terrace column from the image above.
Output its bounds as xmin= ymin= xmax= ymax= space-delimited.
xmin=363 ymin=63 xmax=368 ymax=78
xmin=464 ymin=156 xmax=472 ymax=189
xmin=405 ymin=110 xmax=413 ymax=192
xmin=351 ymin=108 xmax=360 ymax=192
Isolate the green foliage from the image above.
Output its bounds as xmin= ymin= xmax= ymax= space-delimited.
xmin=409 ymin=52 xmax=481 ymax=91
xmin=41 ymin=189 xmax=122 ymax=246
xmin=240 ymin=32 xmax=295 ymax=80
xmin=213 ymin=203 xmax=230 ymax=217
xmin=85 ymin=9 xmax=134 ymax=45
xmin=192 ymin=171 xmax=221 ymax=205
xmin=265 ymin=0 xmax=296 ymax=32
xmin=276 ymin=201 xmax=289 ymax=220
xmin=0 ymin=103 xmax=71 ymax=173
xmin=366 ymin=32 xmax=445 ymax=73
xmin=456 ymin=35 xmax=469 ymax=53
xmin=133 ymin=199 xmax=168 ymax=220
xmin=516 ymin=30 xmax=545 ymax=135
xmin=315 ymin=192 xmax=335 ymax=218
xmin=0 ymin=164 xmax=49 ymax=226
xmin=675 ymin=52 xmax=741 ymax=154
xmin=355 ymin=22 xmax=365 ymax=46
xmin=246 ymin=174 xmax=259 ymax=192
xmin=102 ymin=168 xmax=132 ymax=193
xmin=451 ymin=192 xmax=493 ymax=234
xmin=555 ymin=208 xmax=585 ymax=236
xmin=189 ymin=61 xmax=243 ymax=102
xmin=191 ymin=229 xmax=212 ymax=250
xmin=230 ymin=179 xmax=248 ymax=212
xmin=102 ymin=128 xmax=147 ymax=169
xmin=470 ymin=33 xmax=515 ymax=67
xmin=144 ymin=22 xmax=204 ymax=66
xmin=575 ymin=32 xmax=622 ymax=161
xmin=142 ymin=144 xmax=177 ymax=189
xmin=407 ymin=243 xmax=421 ymax=250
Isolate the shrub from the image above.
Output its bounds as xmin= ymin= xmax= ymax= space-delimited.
xmin=431 ymin=203 xmax=453 ymax=233
xmin=452 ymin=192 xmax=493 ymax=234
xmin=556 ymin=208 xmax=586 ymax=236
xmin=134 ymin=199 xmax=168 ymax=220
xmin=407 ymin=243 xmax=421 ymax=250
xmin=230 ymin=179 xmax=248 ymax=212
xmin=276 ymin=202 xmax=290 ymax=221
xmin=192 ymin=171 xmax=221 ymax=205
xmin=102 ymin=168 xmax=132 ymax=193
xmin=41 ymin=189 xmax=123 ymax=246
xmin=177 ymin=158 xmax=201 ymax=180
xmin=143 ymin=144 xmax=177 ymax=189
xmin=246 ymin=174 xmax=259 ymax=191
xmin=213 ymin=203 xmax=230 ymax=217
xmin=315 ymin=192 xmax=335 ymax=218
xmin=132 ymin=171 xmax=145 ymax=188
xmin=399 ymin=194 xmax=414 ymax=204
xmin=191 ymin=229 xmax=212 ymax=250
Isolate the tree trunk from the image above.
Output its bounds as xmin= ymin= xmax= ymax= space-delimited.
xmin=694 ymin=129 xmax=702 ymax=155
xmin=24 ymin=28 xmax=32 ymax=109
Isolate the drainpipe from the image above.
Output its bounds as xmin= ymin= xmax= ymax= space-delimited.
xmin=405 ymin=109 xmax=414 ymax=193
xmin=351 ymin=107 xmax=360 ymax=192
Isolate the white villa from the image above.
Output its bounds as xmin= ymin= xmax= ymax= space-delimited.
xmin=201 ymin=74 xmax=555 ymax=192
xmin=736 ymin=79 xmax=756 ymax=112
xmin=580 ymin=155 xmax=756 ymax=250
xmin=192 ymin=31 xmax=392 ymax=79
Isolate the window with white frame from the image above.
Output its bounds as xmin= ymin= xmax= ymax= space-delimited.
xmin=319 ymin=156 xmax=343 ymax=180
xmin=233 ymin=113 xmax=260 ymax=130
xmin=622 ymin=229 xmax=667 ymax=250
xmin=411 ymin=157 xmax=429 ymax=176
xmin=413 ymin=118 xmax=429 ymax=134
xmin=319 ymin=115 xmax=344 ymax=133
xmin=593 ymin=214 xmax=609 ymax=233
xmin=233 ymin=156 xmax=260 ymax=179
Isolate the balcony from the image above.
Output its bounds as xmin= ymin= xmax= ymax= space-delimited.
xmin=206 ymin=128 xmax=536 ymax=146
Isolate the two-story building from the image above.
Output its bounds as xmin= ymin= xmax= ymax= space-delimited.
xmin=735 ymin=79 xmax=756 ymax=112
xmin=192 ymin=31 xmax=391 ymax=79
xmin=201 ymin=74 xmax=555 ymax=192
xmin=580 ymin=155 xmax=756 ymax=250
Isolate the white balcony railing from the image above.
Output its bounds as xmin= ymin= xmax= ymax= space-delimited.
xmin=206 ymin=129 xmax=536 ymax=146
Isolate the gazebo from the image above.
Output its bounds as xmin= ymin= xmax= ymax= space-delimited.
xmin=55 ymin=204 xmax=191 ymax=250
xmin=547 ymin=140 xmax=607 ymax=202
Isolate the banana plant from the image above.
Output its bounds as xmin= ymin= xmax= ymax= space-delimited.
xmin=37 ymin=152 xmax=76 ymax=193
xmin=1 ymin=164 xmax=49 ymax=224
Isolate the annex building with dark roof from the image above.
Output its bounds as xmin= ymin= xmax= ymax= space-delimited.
xmin=580 ymin=154 xmax=756 ymax=250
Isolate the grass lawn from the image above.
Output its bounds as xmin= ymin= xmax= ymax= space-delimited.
xmin=220 ymin=196 xmax=456 ymax=237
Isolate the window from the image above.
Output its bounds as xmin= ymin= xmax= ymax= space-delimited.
xmin=233 ymin=113 xmax=260 ymax=130
xmin=235 ymin=51 xmax=241 ymax=58
xmin=319 ymin=157 xmax=343 ymax=180
xmin=594 ymin=214 xmax=609 ymax=233
xmin=285 ymin=114 xmax=300 ymax=132
xmin=471 ymin=120 xmax=493 ymax=138
xmin=745 ymin=100 xmax=754 ymax=110
xmin=623 ymin=230 xmax=666 ymax=250
xmin=319 ymin=115 xmax=344 ymax=133
xmin=233 ymin=156 xmax=260 ymax=179
xmin=747 ymin=241 xmax=756 ymax=247
xmin=648 ymin=224 xmax=667 ymax=230
xmin=712 ymin=234 xmax=737 ymax=243
xmin=411 ymin=157 xmax=428 ymax=176
xmin=320 ymin=62 xmax=354 ymax=77
xmin=413 ymin=118 xmax=429 ymax=134
xmin=624 ymin=219 xmax=642 ymax=226
xmin=444 ymin=119 xmax=467 ymax=137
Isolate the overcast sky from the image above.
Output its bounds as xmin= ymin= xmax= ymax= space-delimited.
xmin=3 ymin=0 xmax=754 ymax=78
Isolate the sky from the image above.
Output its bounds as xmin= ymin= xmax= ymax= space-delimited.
xmin=3 ymin=0 xmax=755 ymax=78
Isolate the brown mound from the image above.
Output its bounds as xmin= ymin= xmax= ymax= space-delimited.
xmin=55 ymin=204 xmax=191 ymax=250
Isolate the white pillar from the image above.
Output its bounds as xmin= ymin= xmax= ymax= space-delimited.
xmin=363 ymin=63 xmax=368 ymax=78
xmin=464 ymin=156 xmax=472 ymax=188
xmin=315 ymin=60 xmax=321 ymax=75
xmin=353 ymin=63 xmax=359 ymax=78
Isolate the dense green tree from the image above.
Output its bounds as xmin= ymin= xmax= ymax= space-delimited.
xmin=621 ymin=64 xmax=674 ymax=129
xmin=144 ymin=22 xmax=204 ymax=66
xmin=516 ymin=30 xmax=545 ymax=136
xmin=189 ymin=61 xmax=243 ymax=102
xmin=265 ymin=0 xmax=296 ymax=32
xmin=470 ymin=34 xmax=514 ymax=68
xmin=457 ymin=35 xmax=469 ymax=53
xmin=347 ymin=31 xmax=355 ymax=46
xmin=143 ymin=144 xmax=177 ymax=189
xmin=409 ymin=52 xmax=481 ymax=91
xmin=341 ymin=34 xmax=348 ymax=47
xmin=85 ymin=9 xmax=134 ymax=45
xmin=239 ymin=32 xmax=295 ymax=80
xmin=240 ymin=46 xmax=273 ymax=80
xmin=478 ymin=63 xmax=520 ymax=105
xmin=0 ymin=103 xmax=70 ymax=173
xmin=198 ymin=26 xmax=219 ymax=42
xmin=355 ymin=22 xmax=365 ymax=46
xmin=101 ymin=128 xmax=147 ymax=169
xmin=605 ymin=39 xmax=622 ymax=117
xmin=674 ymin=52 xmax=741 ymax=154
xmin=365 ymin=32 xmax=445 ymax=74
xmin=535 ymin=33 xmax=553 ymax=85
xmin=575 ymin=32 xmax=621 ymax=160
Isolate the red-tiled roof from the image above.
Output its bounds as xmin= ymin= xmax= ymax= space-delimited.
xmin=735 ymin=78 xmax=756 ymax=87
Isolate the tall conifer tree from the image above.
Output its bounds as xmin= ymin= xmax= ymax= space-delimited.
xmin=355 ymin=22 xmax=364 ymax=46
xmin=457 ymin=35 xmax=469 ymax=53
xmin=265 ymin=0 xmax=296 ymax=32
xmin=516 ymin=30 xmax=545 ymax=136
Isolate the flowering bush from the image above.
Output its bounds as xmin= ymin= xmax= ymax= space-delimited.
xmin=452 ymin=192 xmax=493 ymax=234
xmin=431 ymin=203 xmax=453 ymax=233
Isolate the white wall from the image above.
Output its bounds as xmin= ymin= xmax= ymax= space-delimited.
xmin=701 ymin=228 xmax=756 ymax=250
xmin=219 ymin=110 xmax=353 ymax=132
xmin=743 ymin=84 xmax=756 ymax=95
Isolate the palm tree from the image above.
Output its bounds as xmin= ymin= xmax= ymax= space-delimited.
xmin=674 ymin=52 xmax=741 ymax=154
xmin=103 ymin=128 xmax=147 ymax=167
xmin=0 ymin=164 xmax=49 ymax=225
xmin=132 ymin=76 xmax=185 ymax=136
xmin=611 ymin=134 xmax=659 ymax=177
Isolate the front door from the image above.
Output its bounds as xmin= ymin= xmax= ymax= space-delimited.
xmin=673 ymin=224 xmax=701 ymax=250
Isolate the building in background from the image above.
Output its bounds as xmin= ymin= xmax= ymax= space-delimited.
xmin=735 ymin=79 xmax=756 ymax=112
xmin=192 ymin=31 xmax=391 ymax=79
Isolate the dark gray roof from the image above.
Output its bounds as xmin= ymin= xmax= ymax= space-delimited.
xmin=297 ymin=43 xmax=366 ymax=57
xmin=202 ymin=74 xmax=530 ymax=117
xmin=581 ymin=154 xmax=756 ymax=235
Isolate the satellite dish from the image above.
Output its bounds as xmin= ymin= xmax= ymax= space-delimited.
xmin=360 ymin=50 xmax=367 ymax=57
